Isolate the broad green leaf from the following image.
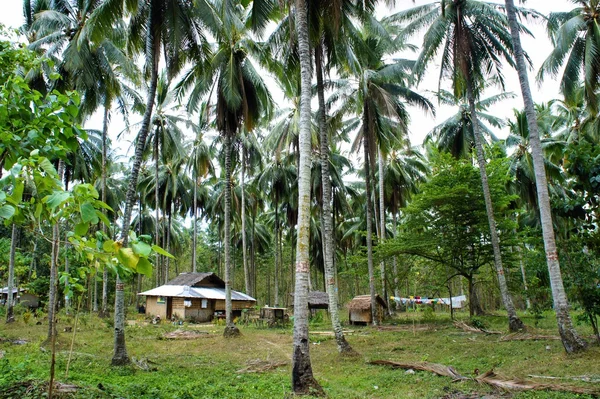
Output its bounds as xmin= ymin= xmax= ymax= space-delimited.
xmin=136 ymin=258 xmax=153 ymax=277
xmin=132 ymin=241 xmax=152 ymax=257
xmin=39 ymin=157 xmax=56 ymax=175
xmin=74 ymin=222 xmax=89 ymax=236
xmin=0 ymin=205 xmax=15 ymax=219
xmin=152 ymin=245 xmax=175 ymax=259
xmin=103 ymin=239 xmax=116 ymax=252
xmin=80 ymin=202 xmax=99 ymax=224
xmin=117 ymin=248 xmax=139 ymax=270
xmin=8 ymin=180 xmax=24 ymax=204
xmin=44 ymin=191 xmax=70 ymax=209
xmin=96 ymin=210 xmax=110 ymax=226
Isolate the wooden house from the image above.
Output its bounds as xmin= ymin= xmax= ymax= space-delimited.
xmin=0 ymin=287 xmax=39 ymax=308
xmin=347 ymin=294 xmax=387 ymax=325
xmin=139 ymin=272 xmax=256 ymax=322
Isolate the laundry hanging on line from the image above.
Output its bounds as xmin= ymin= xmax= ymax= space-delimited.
xmin=390 ymin=295 xmax=467 ymax=308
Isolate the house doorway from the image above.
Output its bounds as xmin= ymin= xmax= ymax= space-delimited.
xmin=166 ymin=297 xmax=173 ymax=319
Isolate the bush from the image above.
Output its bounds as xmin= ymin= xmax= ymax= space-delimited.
xmin=421 ymin=306 xmax=436 ymax=323
xmin=470 ymin=316 xmax=489 ymax=330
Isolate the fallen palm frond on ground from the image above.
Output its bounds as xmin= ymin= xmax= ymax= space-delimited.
xmin=527 ymin=374 xmax=600 ymax=383
xmin=369 ymin=360 xmax=600 ymax=396
xmin=453 ymin=321 xmax=502 ymax=335
xmin=236 ymin=359 xmax=288 ymax=373
xmin=499 ymin=332 xmax=560 ymax=341
xmin=377 ymin=325 xmax=435 ymax=332
xmin=310 ymin=330 xmax=355 ymax=336
xmin=162 ymin=329 xmax=209 ymax=340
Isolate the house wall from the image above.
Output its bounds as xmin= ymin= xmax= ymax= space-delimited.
xmin=146 ymin=296 xmax=167 ymax=319
xmin=184 ymin=298 xmax=215 ymax=322
xmin=172 ymin=298 xmax=186 ymax=319
xmin=349 ymin=309 xmax=371 ymax=324
xmin=214 ymin=300 xmax=255 ymax=311
xmin=20 ymin=293 xmax=39 ymax=308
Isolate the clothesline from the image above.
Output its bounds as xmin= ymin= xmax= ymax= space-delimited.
xmin=390 ymin=295 xmax=467 ymax=308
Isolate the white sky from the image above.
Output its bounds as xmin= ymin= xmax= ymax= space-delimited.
xmin=0 ymin=0 xmax=575 ymax=155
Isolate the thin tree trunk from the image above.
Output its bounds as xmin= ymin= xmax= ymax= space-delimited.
xmin=155 ymin=126 xmax=162 ymax=285
xmin=363 ymin=111 xmax=378 ymax=327
xmin=378 ymin=149 xmax=389 ymax=314
xmin=223 ymin=134 xmax=239 ymax=337
xmin=47 ymin=160 xmax=64 ymax=341
xmin=393 ymin=212 xmax=399 ymax=301
xmin=504 ymin=0 xmax=587 ymax=353
xmin=315 ymin=43 xmax=355 ymax=355
xmin=466 ymin=78 xmax=524 ymax=332
xmin=275 ymin=202 xmax=280 ymax=306
xmin=193 ymin=174 xmax=198 ymax=273
xmin=292 ymin=0 xmax=323 ymax=394
xmin=518 ymin=246 xmax=531 ymax=310
xmin=6 ymin=224 xmax=17 ymax=323
xmin=113 ymin=23 xmax=161 ymax=366
xmin=241 ymin=146 xmax=250 ymax=294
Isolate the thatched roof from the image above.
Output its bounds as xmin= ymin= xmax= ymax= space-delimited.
xmin=347 ymin=295 xmax=387 ymax=311
xmin=289 ymin=291 xmax=329 ymax=309
xmin=165 ymin=272 xmax=225 ymax=288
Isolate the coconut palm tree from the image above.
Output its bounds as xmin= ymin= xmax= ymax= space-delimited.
xmin=397 ymin=0 xmax=526 ymax=332
xmin=186 ymin=0 xmax=272 ymax=337
xmin=504 ymin=0 xmax=588 ymax=352
xmin=331 ymin=19 xmax=433 ymax=326
xmin=539 ymin=1 xmax=600 ymax=116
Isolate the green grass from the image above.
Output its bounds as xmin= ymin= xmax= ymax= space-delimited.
xmin=0 ymin=310 xmax=598 ymax=398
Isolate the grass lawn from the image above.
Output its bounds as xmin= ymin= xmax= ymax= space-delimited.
xmin=0 ymin=309 xmax=598 ymax=398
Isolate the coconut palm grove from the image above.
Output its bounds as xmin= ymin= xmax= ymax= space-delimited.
xmin=1 ymin=0 xmax=600 ymax=398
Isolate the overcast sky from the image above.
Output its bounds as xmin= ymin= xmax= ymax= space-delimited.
xmin=0 ymin=0 xmax=576 ymax=155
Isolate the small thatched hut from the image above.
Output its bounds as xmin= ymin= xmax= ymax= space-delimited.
xmin=347 ymin=294 xmax=387 ymax=325
xmin=289 ymin=291 xmax=329 ymax=310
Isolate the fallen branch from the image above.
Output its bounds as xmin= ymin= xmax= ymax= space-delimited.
xmin=370 ymin=360 xmax=600 ymax=396
xmin=500 ymin=333 xmax=560 ymax=342
xmin=454 ymin=321 xmax=501 ymax=335
xmin=162 ymin=329 xmax=209 ymax=340
xmin=310 ymin=330 xmax=355 ymax=336
xmin=527 ymin=374 xmax=600 ymax=384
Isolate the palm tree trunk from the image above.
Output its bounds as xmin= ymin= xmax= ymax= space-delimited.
xmin=315 ymin=43 xmax=355 ymax=355
xmin=292 ymin=0 xmax=322 ymax=394
xmin=275 ymin=201 xmax=280 ymax=306
xmin=241 ymin=147 xmax=250 ymax=294
xmin=223 ymin=134 xmax=239 ymax=337
xmin=517 ymin=244 xmax=531 ymax=309
xmin=155 ymin=127 xmax=161 ymax=285
xmin=98 ymin=105 xmax=110 ymax=316
xmin=5 ymin=224 xmax=17 ymax=323
xmin=47 ymin=160 xmax=64 ymax=341
xmin=193 ymin=174 xmax=198 ymax=273
xmin=113 ymin=25 xmax=161 ymax=366
xmin=504 ymin=0 xmax=587 ymax=352
xmin=363 ymin=110 xmax=378 ymax=327
xmin=393 ymin=212 xmax=399 ymax=301
xmin=466 ymin=78 xmax=524 ymax=332
xmin=378 ymin=149 xmax=389 ymax=314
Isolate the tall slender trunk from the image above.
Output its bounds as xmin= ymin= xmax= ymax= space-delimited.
xmin=275 ymin=201 xmax=280 ymax=306
xmin=378 ymin=149 xmax=389 ymax=314
xmin=113 ymin=24 xmax=161 ymax=366
xmin=517 ymin=244 xmax=531 ymax=309
xmin=504 ymin=0 xmax=586 ymax=352
xmin=155 ymin=126 xmax=162 ymax=285
xmin=223 ymin=134 xmax=239 ymax=337
xmin=363 ymin=110 xmax=378 ymax=326
xmin=466 ymin=78 xmax=524 ymax=332
xmin=315 ymin=43 xmax=354 ymax=354
xmin=241 ymin=146 xmax=250 ymax=294
xmin=6 ymin=224 xmax=17 ymax=323
xmin=47 ymin=160 xmax=64 ymax=341
xmin=292 ymin=0 xmax=322 ymax=394
xmin=193 ymin=174 xmax=198 ymax=273
xmin=167 ymin=210 xmax=172 ymax=279
xmin=392 ymin=212 xmax=399 ymax=300
xmin=99 ymin=104 xmax=109 ymax=315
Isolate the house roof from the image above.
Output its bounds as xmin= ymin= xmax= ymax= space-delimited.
xmin=139 ymin=285 xmax=256 ymax=302
xmin=290 ymin=291 xmax=329 ymax=309
xmin=165 ymin=272 xmax=225 ymax=287
xmin=347 ymin=295 xmax=388 ymax=311
xmin=0 ymin=287 xmax=24 ymax=294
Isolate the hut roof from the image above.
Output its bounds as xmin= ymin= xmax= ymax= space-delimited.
xmin=139 ymin=285 xmax=256 ymax=302
xmin=165 ymin=272 xmax=224 ymax=288
xmin=289 ymin=291 xmax=330 ymax=309
xmin=347 ymin=295 xmax=387 ymax=311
